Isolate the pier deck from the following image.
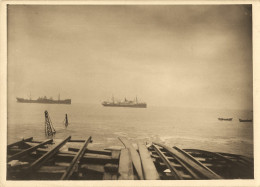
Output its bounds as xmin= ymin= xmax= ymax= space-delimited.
xmin=7 ymin=137 xmax=253 ymax=180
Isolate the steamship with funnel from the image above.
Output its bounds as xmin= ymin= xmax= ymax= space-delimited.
xmin=102 ymin=96 xmax=147 ymax=108
xmin=16 ymin=94 xmax=71 ymax=104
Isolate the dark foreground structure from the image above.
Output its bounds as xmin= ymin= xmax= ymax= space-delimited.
xmin=7 ymin=136 xmax=253 ymax=180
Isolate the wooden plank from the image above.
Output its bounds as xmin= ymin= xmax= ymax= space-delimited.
xmin=111 ymin=150 xmax=120 ymax=159
xmin=60 ymin=136 xmax=92 ymax=180
xmin=37 ymin=166 xmax=67 ymax=174
xmin=68 ymin=147 xmax=111 ymax=156
xmin=35 ymin=150 xmax=116 ymax=163
xmin=7 ymin=137 xmax=33 ymax=148
xmin=27 ymin=136 xmax=71 ymax=172
xmin=154 ymin=142 xmax=222 ymax=179
xmin=118 ymin=137 xmax=144 ymax=179
xmin=138 ymin=143 xmax=160 ymax=180
xmin=87 ymin=149 xmax=111 ymax=156
xmin=175 ymin=147 xmax=227 ymax=173
xmin=104 ymin=163 xmax=118 ymax=172
xmin=8 ymin=139 xmax=53 ymax=162
xmin=69 ymin=139 xmax=87 ymax=142
xmin=81 ymin=164 xmax=105 ymax=173
xmin=118 ymin=148 xmax=134 ymax=180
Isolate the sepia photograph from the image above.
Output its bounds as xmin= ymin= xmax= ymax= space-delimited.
xmin=0 ymin=1 xmax=259 ymax=186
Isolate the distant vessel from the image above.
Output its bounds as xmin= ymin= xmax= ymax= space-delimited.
xmin=218 ymin=118 xmax=233 ymax=121
xmin=102 ymin=96 xmax=147 ymax=108
xmin=16 ymin=94 xmax=71 ymax=105
xmin=239 ymin=119 xmax=253 ymax=122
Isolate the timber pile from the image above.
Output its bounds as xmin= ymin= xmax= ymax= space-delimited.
xmin=7 ymin=136 xmax=253 ymax=180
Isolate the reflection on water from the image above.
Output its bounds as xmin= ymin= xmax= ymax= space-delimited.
xmin=8 ymin=102 xmax=253 ymax=157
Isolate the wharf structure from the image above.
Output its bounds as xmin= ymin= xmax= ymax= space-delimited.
xmin=7 ymin=136 xmax=253 ymax=180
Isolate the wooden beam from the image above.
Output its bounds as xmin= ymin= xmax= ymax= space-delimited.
xmin=153 ymin=142 xmax=222 ymax=179
xmin=111 ymin=150 xmax=120 ymax=159
xmin=104 ymin=163 xmax=118 ymax=172
xmin=138 ymin=143 xmax=160 ymax=180
xmin=81 ymin=164 xmax=105 ymax=173
xmin=68 ymin=147 xmax=111 ymax=156
xmin=68 ymin=140 xmax=86 ymax=142
xmin=60 ymin=136 xmax=92 ymax=180
xmin=26 ymin=136 xmax=71 ymax=172
xmin=8 ymin=139 xmax=53 ymax=162
xmin=7 ymin=137 xmax=33 ymax=148
xmin=35 ymin=149 xmax=117 ymax=164
xmin=118 ymin=148 xmax=134 ymax=180
xmin=37 ymin=166 xmax=67 ymax=174
xmin=118 ymin=137 xmax=144 ymax=180
xmin=174 ymin=147 xmax=224 ymax=175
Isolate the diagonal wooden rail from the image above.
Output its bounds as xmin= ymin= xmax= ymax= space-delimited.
xmin=26 ymin=136 xmax=71 ymax=172
xmin=152 ymin=144 xmax=182 ymax=179
xmin=153 ymin=142 xmax=222 ymax=179
xmin=8 ymin=139 xmax=53 ymax=162
xmin=7 ymin=137 xmax=33 ymax=149
xmin=60 ymin=136 xmax=92 ymax=180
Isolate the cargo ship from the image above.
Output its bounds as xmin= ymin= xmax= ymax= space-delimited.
xmin=16 ymin=95 xmax=71 ymax=105
xmin=102 ymin=96 xmax=147 ymax=108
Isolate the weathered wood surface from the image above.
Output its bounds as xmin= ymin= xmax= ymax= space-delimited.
xmin=7 ymin=137 xmax=33 ymax=149
xmin=104 ymin=163 xmax=118 ymax=172
xmin=37 ymin=166 xmax=67 ymax=174
xmin=174 ymin=146 xmax=224 ymax=176
xmin=153 ymin=142 xmax=222 ymax=179
xmin=68 ymin=147 xmax=111 ymax=156
xmin=138 ymin=143 xmax=160 ymax=180
xmin=118 ymin=137 xmax=144 ymax=180
xmin=81 ymin=164 xmax=105 ymax=173
xmin=118 ymin=148 xmax=134 ymax=180
xmin=111 ymin=150 xmax=120 ymax=159
xmin=35 ymin=149 xmax=117 ymax=164
xmin=69 ymin=139 xmax=87 ymax=143
xmin=61 ymin=136 xmax=92 ymax=180
xmin=26 ymin=136 xmax=71 ymax=172
xmin=153 ymin=144 xmax=182 ymax=179
xmin=8 ymin=139 xmax=53 ymax=162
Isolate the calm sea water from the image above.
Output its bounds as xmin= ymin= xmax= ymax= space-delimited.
xmin=7 ymin=101 xmax=254 ymax=157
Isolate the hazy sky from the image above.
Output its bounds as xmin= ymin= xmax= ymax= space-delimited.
xmin=8 ymin=5 xmax=252 ymax=109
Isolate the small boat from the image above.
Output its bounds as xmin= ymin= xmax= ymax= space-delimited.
xmin=7 ymin=136 xmax=253 ymax=180
xmin=239 ymin=119 xmax=253 ymax=122
xmin=218 ymin=118 xmax=233 ymax=121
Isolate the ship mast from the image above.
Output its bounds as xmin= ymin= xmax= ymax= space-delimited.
xmin=58 ymin=93 xmax=60 ymax=101
xmin=136 ymin=96 xmax=138 ymax=103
